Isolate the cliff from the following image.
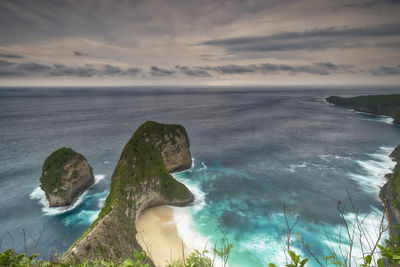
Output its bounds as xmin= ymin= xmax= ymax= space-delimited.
xmin=62 ymin=121 xmax=194 ymax=265
xmin=40 ymin=147 xmax=94 ymax=207
xmin=380 ymin=145 xmax=400 ymax=237
xmin=325 ymin=95 xmax=400 ymax=125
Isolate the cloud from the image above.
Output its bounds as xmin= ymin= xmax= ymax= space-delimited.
xmin=150 ymin=66 xmax=176 ymax=77
xmin=0 ymin=53 xmax=24 ymax=59
xmin=371 ymin=65 xmax=400 ymax=76
xmin=103 ymin=64 xmax=123 ymax=75
xmin=125 ymin=67 xmax=142 ymax=76
xmin=200 ymin=24 xmax=400 ymax=53
xmin=175 ymin=65 xmax=212 ymax=77
xmin=0 ymin=59 xmax=143 ymax=78
xmin=74 ymin=51 xmax=89 ymax=57
xmin=50 ymin=64 xmax=96 ymax=77
xmin=344 ymin=0 xmax=400 ymax=8
xmin=17 ymin=62 xmax=51 ymax=72
xmin=202 ymin=62 xmax=355 ymax=76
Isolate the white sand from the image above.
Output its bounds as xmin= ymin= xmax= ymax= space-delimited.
xmin=136 ymin=206 xmax=188 ymax=267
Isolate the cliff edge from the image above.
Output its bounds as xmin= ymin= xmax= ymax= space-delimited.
xmin=380 ymin=145 xmax=400 ymax=237
xmin=326 ymin=95 xmax=400 ymax=125
xmin=40 ymin=147 xmax=94 ymax=207
xmin=62 ymin=121 xmax=194 ymax=265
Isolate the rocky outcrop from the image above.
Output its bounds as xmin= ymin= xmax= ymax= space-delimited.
xmin=380 ymin=145 xmax=400 ymax=237
xmin=160 ymin=128 xmax=192 ymax=172
xmin=62 ymin=121 xmax=194 ymax=265
xmin=40 ymin=147 xmax=94 ymax=207
xmin=326 ymin=95 xmax=400 ymax=125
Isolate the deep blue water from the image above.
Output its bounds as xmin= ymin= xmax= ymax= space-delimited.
xmin=0 ymin=86 xmax=399 ymax=266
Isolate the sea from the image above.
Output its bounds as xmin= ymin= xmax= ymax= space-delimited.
xmin=0 ymin=86 xmax=399 ymax=266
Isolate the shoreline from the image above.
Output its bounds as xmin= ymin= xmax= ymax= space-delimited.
xmin=136 ymin=205 xmax=189 ymax=267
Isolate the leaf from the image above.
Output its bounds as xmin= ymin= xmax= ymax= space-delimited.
xmin=300 ymin=258 xmax=308 ymax=267
xmin=123 ymin=258 xmax=134 ymax=267
xmin=365 ymin=255 xmax=372 ymax=264
xmin=288 ymin=250 xmax=299 ymax=264
xmin=377 ymin=258 xmax=384 ymax=267
xmin=393 ymin=254 xmax=400 ymax=260
xmin=269 ymin=264 xmax=277 ymax=267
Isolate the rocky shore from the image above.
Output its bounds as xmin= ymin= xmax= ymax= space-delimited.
xmin=62 ymin=121 xmax=194 ymax=266
xmin=380 ymin=145 xmax=400 ymax=237
xmin=40 ymin=147 xmax=94 ymax=207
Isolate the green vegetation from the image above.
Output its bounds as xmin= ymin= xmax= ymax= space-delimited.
xmin=94 ymin=121 xmax=192 ymax=223
xmin=63 ymin=121 xmax=194 ymax=264
xmin=0 ymin=249 xmax=149 ymax=267
xmin=40 ymin=147 xmax=85 ymax=193
xmin=326 ymin=94 xmax=400 ymax=124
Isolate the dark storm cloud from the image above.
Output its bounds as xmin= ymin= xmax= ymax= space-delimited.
xmin=371 ymin=65 xmax=400 ymax=76
xmin=200 ymin=24 xmax=400 ymax=53
xmin=0 ymin=59 xmax=142 ymax=78
xmin=175 ymin=65 xmax=212 ymax=77
xmin=50 ymin=64 xmax=96 ymax=77
xmin=103 ymin=64 xmax=123 ymax=75
xmin=150 ymin=66 xmax=176 ymax=77
xmin=0 ymin=53 xmax=24 ymax=59
xmin=202 ymin=62 xmax=355 ymax=75
xmin=17 ymin=62 xmax=51 ymax=72
xmin=74 ymin=51 xmax=89 ymax=57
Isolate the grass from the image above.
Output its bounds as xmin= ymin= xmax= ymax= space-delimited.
xmin=40 ymin=147 xmax=85 ymax=193
xmin=67 ymin=121 xmax=193 ymax=255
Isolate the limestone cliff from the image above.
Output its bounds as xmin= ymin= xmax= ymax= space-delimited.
xmin=40 ymin=147 xmax=94 ymax=207
xmin=62 ymin=121 xmax=194 ymax=265
xmin=380 ymin=145 xmax=400 ymax=237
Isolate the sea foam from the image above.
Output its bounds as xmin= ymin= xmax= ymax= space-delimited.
xmin=348 ymin=147 xmax=396 ymax=195
xmin=29 ymin=174 xmax=106 ymax=216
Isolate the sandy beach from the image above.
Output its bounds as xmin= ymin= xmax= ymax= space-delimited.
xmin=136 ymin=206 xmax=187 ymax=267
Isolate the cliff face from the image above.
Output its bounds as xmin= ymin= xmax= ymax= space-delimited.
xmin=62 ymin=121 xmax=194 ymax=265
xmin=326 ymin=95 xmax=400 ymax=125
xmin=380 ymin=145 xmax=400 ymax=237
xmin=40 ymin=148 xmax=94 ymax=207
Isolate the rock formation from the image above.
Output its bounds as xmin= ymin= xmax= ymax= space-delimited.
xmin=326 ymin=95 xmax=400 ymax=125
xmin=62 ymin=121 xmax=194 ymax=265
xmin=380 ymin=145 xmax=400 ymax=237
xmin=40 ymin=147 xmax=94 ymax=207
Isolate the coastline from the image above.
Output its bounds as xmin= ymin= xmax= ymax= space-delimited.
xmin=136 ymin=205 xmax=188 ymax=267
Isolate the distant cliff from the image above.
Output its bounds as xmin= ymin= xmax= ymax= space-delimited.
xmin=326 ymin=95 xmax=400 ymax=125
xmin=380 ymin=145 xmax=400 ymax=237
xmin=40 ymin=147 xmax=94 ymax=207
xmin=62 ymin=121 xmax=194 ymax=265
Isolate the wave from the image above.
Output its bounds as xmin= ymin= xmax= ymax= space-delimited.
xmin=323 ymin=98 xmax=335 ymax=106
xmin=353 ymin=110 xmax=394 ymax=125
xmin=172 ymin=207 xmax=225 ymax=267
xmin=29 ymin=174 xmax=107 ymax=216
xmin=347 ymin=146 xmax=395 ymax=195
xmin=288 ymin=162 xmax=327 ymax=173
xmin=93 ymin=174 xmax=106 ymax=185
xmin=171 ymin=158 xmax=196 ymax=175
xmin=63 ymin=209 xmax=100 ymax=226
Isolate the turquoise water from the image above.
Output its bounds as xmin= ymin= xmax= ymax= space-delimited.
xmin=0 ymin=87 xmax=399 ymax=266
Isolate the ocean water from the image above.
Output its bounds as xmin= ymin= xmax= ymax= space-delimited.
xmin=0 ymin=86 xmax=399 ymax=266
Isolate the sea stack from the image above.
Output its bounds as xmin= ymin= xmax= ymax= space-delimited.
xmin=40 ymin=147 xmax=95 ymax=207
xmin=63 ymin=121 xmax=194 ymax=265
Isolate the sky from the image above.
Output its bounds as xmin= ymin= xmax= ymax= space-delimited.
xmin=0 ymin=0 xmax=400 ymax=86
